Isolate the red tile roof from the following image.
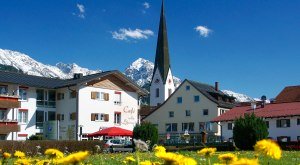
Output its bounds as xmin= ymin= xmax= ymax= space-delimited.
xmin=275 ymin=85 xmax=300 ymax=103
xmin=212 ymin=102 xmax=300 ymax=122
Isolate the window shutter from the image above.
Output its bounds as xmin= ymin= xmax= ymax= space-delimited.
xmin=104 ymin=93 xmax=109 ymax=101
xmin=71 ymin=112 xmax=76 ymax=120
xmin=91 ymin=92 xmax=97 ymax=99
xmin=104 ymin=114 xmax=109 ymax=121
xmin=57 ymin=114 xmax=61 ymax=121
xmin=276 ymin=120 xmax=280 ymax=128
xmin=91 ymin=113 xmax=96 ymax=121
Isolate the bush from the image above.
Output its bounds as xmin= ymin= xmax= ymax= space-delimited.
xmin=28 ymin=134 xmax=43 ymax=140
xmin=233 ymin=113 xmax=268 ymax=150
xmin=133 ymin=121 xmax=158 ymax=148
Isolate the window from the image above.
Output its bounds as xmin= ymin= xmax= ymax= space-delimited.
xmin=92 ymin=113 xmax=105 ymax=121
xmin=100 ymin=92 xmax=109 ymax=101
xmin=57 ymin=93 xmax=65 ymax=100
xmin=265 ymin=121 xmax=269 ymax=128
xmin=203 ymin=109 xmax=208 ymax=116
xmin=166 ymin=123 xmax=177 ymax=132
xmin=48 ymin=111 xmax=56 ymax=121
xmin=277 ymin=136 xmax=291 ymax=142
xmin=194 ymin=95 xmax=200 ymax=102
xmin=182 ymin=122 xmax=194 ymax=132
xmin=114 ymin=112 xmax=121 ymax=124
xmin=168 ymin=88 xmax=172 ymax=97
xmin=185 ymin=110 xmax=191 ymax=117
xmin=0 ymin=110 xmax=6 ymax=120
xmin=297 ymin=136 xmax=300 ymax=142
xmin=36 ymin=111 xmax=44 ymax=129
xmin=18 ymin=110 xmax=28 ymax=123
xmin=186 ymin=85 xmax=190 ymax=91
xmin=199 ymin=122 xmax=205 ymax=131
xmin=228 ymin=123 xmax=233 ymax=130
xmin=199 ymin=122 xmax=212 ymax=131
xmin=36 ymin=89 xmax=56 ymax=108
xmin=69 ymin=113 xmax=76 ymax=120
xmin=57 ymin=114 xmax=65 ymax=121
xmin=19 ymin=88 xmax=27 ymax=100
xmin=169 ymin=111 xmax=174 ymax=118
xmin=114 ymin=92 xmax=121 ymax=105
xmin=177 ymin=97 xmax=182 ymax=104
xmin=276 ymin=119 xmax=290 ymax=128
xmin=297 ymin=118 xmax=300 ymax=125
xmin=156 ymin=88 xmax=159 ymax=98
xmin=0 ymin=85 xmax=8 ymax=95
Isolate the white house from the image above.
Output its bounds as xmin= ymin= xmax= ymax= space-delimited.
xmin=144 ymin=79 xmax=235 ymax=142
xmin=212 ymin=102 xmax=300 ymax=142
xmin=0 ymin=70 xmax=146 ymax=140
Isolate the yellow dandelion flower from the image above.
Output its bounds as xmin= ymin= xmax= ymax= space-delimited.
xmin=153 ymin=146 xmax=166 ymax=153
xmin=36 ymin=159 xmax=50 ymax=165
xmin=178 ymin=157 xmax=197 ymax=165
xmin=14 ymin=151 xmax=25 ymax=159
xmin=254 ymin=139 xmax=282 ymax=160
xmin=218 ymin=153 xmax=238 ymax=164
xmin=44 ymin=148 xmax=64 ymax=158
xmin=14 ymin=158 xmax=31 ymax=165
xmin=197 ymin=148 xmax=217 ymax=157
xmin=124 ymin=156 xmax=136 ymax=163
xmin=231 ymin=158 xmax=259 ymax=165
xmin=140 ymin=160 xmax=162 ymax=165
xmin=3 ymin=152 xmax=11 ymax=159
xmin=56 ymin=151 xmax=89 ymax=164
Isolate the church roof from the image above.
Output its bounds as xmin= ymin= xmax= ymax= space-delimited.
xmin=153 ymin=0 xmax=170 ymax=84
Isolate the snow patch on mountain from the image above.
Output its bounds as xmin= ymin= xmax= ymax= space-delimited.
xmin=125 ymin=58 xmax=181 ymax=87
xmin=222 ymin=90 xmax=255 ymax=103
xmin=0 ymin=49 xmax=100 ymax=79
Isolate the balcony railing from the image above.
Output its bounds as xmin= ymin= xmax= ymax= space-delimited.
xmin=0 ymin=95 xmax=20 ymax=108
xmin=0 ymin=120 xmax=20 ymax=134
xmin=36 ymin=100 xmax=56 ymax=108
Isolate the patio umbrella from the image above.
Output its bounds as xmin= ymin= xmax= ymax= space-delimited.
xmin=87 ymin=127 xmax=133 ymax=137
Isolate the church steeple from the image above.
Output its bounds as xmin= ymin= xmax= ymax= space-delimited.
xmin=153 ymin=0 xmax=170 ymax=84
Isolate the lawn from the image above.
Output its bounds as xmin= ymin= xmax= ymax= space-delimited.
xmin=85 ymin=151 xmax=300 ymax=165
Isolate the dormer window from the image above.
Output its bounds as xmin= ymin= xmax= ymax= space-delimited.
xmin=155 ymin=79 xmax=160 ymax=83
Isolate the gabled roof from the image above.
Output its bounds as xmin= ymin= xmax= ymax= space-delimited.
xmin=212 ymin=102 xmax=300 ymax=122
xmin=153 ymin=0 xmax=171 ymax=84
xmin=0 ymin=70 xmax=148 ymax=95
xmin=275 ymin=85 xmax=300 ymax=103
xmin=188 ymin=80 xmax=235 ymax=109
xmin=143 ymin=79 xmax=235 ymax=120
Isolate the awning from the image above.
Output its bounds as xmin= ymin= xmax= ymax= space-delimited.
xmin=87 ymin=127 xmax=133 ymax=137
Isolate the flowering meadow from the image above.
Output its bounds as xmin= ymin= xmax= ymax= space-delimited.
xmin=1 ymin=139 xmax=300 ymax=165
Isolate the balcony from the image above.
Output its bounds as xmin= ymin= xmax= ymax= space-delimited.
xmin=0 ymin=120 xmax=20 ymax=134
xmin=0 ymin=95 xmax=21 ymax=108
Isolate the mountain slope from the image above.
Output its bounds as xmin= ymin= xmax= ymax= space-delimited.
xmin=222 ymin=90 xmax=254 ymax=103
xmin=125 ymin=58 xmax=181 ymax=87
xmin=0 ymin=49 xmax=100 ymax=79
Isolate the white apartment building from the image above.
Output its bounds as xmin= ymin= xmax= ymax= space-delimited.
xmin=0 ymin=70 xmax=146 ymax=140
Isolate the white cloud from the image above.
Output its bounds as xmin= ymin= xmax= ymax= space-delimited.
xmin=143 ymin=2 xmax=150 ymax=9
xmin=76 ymin=4 xmax=85 ymax=19
xmin=112 ymin=28 xmax=154 ymax=41
xmin=195 ymin=26 xmax=212 ymax=37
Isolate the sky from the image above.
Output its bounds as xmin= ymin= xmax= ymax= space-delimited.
xmin=0 ymin=0 xmax=300 ymax=99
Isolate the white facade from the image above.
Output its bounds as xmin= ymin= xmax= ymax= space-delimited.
xmin=150 ymin=68 xmax=175 ymax=106
xmin=145 ymin=80 xmax=232 ymax=141
xmin=221 ymin=117 xmax=300 ymax=142
xmin=0 ymin=72 xmax=144 ymax=141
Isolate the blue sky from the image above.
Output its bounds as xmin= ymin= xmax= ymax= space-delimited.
xmin=0 ymin=0 xmax=300 ymax=99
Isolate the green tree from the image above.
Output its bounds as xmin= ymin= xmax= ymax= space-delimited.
xmin=133 ymin=121 xmax=158 ymax=148
xmin=233 ymin=113 xmax=268 ymax=150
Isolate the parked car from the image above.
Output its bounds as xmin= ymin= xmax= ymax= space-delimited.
xmin=104 ymin=139 xmax=133 ymax=152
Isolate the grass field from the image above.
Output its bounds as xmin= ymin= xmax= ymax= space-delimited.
xmin=85 ymin=151 xmax=300 ymax=165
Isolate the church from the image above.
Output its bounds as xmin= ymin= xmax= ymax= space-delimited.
xmin=144 ymin=1 xmax=235 ymax=143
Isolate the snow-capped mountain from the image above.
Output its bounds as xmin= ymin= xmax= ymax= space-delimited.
xmin=0 ymin=49 xmax=100 ymax=79
xmin=222 ymin=90 xmax=255 ymax=103
xmin=125 ymin=58 xmax=181 ymax=87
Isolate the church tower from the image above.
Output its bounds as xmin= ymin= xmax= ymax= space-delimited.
xmin=150 ymin=1 xmax=175 ymax=106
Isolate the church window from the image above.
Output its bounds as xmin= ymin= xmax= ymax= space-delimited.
xmin=177 ymin=97 xmax=182 ymax=104
xmin=156 ymin=88 xmax=159 ymax=98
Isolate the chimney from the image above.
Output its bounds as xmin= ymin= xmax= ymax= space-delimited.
xmin=73 ymin=73 xmax=83 ymax=79
xmin=261 ymin=95 xmax=267 ymax=108
xmin=215 ymin=82 xmax=219 ymax=91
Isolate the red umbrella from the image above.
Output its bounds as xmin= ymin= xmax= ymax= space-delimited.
xmin=87 ymin=127 xmax=133 ymax=137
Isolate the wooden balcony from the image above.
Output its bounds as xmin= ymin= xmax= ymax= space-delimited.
xmin=0 ymin=120 xmax=20 ymax=134
xmin=0 ymin=95 xmax=20 ymax=108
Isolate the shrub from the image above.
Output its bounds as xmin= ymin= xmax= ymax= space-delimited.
xmin=233 ymin=113 xmax=268 ymax=150
xmin=133 ymin=121 xmax=158 ymax=148
xmin=28 ymin=134 xmax=43 ymax=140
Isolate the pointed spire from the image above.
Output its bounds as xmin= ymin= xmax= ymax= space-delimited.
xmin=153 ymin=0 xmax=170 ymax=84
